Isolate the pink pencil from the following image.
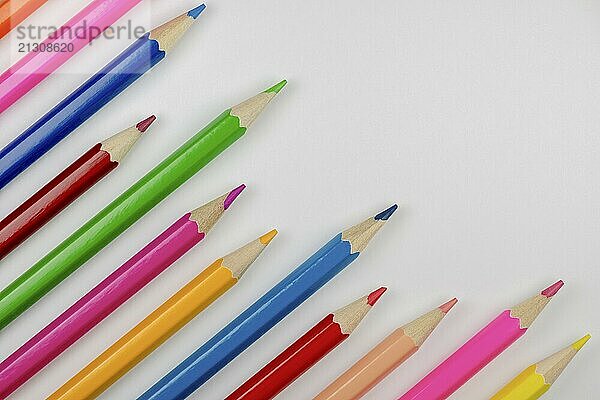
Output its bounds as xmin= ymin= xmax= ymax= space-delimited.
xmin=398 ymin=280 xmax=564 ymax=400
xmin=0 ymin=0 xmax=144 ymax=114
xmin=0 ymin=186 xmax=244 ymax=399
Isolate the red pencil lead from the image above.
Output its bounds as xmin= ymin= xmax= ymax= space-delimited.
xmin=136 ymin=115 xmax=157 ymax=132
xmin=367 ymin=287 xmax=387 ymax=306
xmin=439 ymin=298 xmax=458 ymax=313
xmin=541 ymin=280 xmax=564 ymax=298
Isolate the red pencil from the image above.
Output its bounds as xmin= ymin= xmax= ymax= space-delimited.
xmin=226 ymin=287 xmax=387 ymax=400
xmin=0 ymin=116 xmax=156 ymax=260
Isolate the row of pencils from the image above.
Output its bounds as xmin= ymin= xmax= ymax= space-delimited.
xmin=0 ymin=1 xmax=591 ymax=399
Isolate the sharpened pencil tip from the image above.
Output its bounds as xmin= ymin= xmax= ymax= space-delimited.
xmin=439 ymin=298 xmax=458 ymax=313
xmin=374 ymin=204 xmax=398 ymax=221
xmin=367 ymin=287 xmax=387 ymax=306
xmin=136 ymin=115 xmax=157 ymax=132
xmin=541 ymin=280 xmax=564 ymax=298
xmin=265 ymin=80 xmax=288 ymax=94
xmin=224 ymin=184 xmax=246 ymax=210
xmin=188 ymin=4 xmax=206 ymax=19
xmin=572 ymin=334 xmax=591 ymax=351
xmin=260 ymin=229 xmax=278 ymax=245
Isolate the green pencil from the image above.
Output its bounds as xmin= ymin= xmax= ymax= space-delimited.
xmin=0 ymin=80 xmax=287 ymax=330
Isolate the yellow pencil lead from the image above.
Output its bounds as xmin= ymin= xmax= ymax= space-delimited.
xmin=571 ymin=334 xmax=591 ymax=351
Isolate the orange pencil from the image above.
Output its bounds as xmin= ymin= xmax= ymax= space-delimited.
xmin=0 ymin=0 xmax=49 ymax=39
xmin=315 ymin=299 xmax=458 ymax=400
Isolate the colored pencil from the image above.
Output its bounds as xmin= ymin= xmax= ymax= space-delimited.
xmin=49 ymin=230 xmax=277 ymax=400
xmin=0 ymin=0 xmax=49 ymax=39
xmin=490 ymin=334 xmax=591 ymax=400
xmin=0 ymin=0 xmax=144 ymax=113
xmin=0 ymin=80 xmax=285 ymax=330
xmin=0 ymin=4 xmax=205 ymax=189
xmin=0 ymin=116 xmax=156 ymax=261
xmin=398 ymin=280 xmax=565 ymax=400
xmin=226 ymin=287 xmax=387 ymax=400
xmin=0 ymin=186 xmax=244 ymax=399
xmin=316 ymin=298 xmax=458 ymax=400
xmin=138 ymin=204 xmax=398 ymax=400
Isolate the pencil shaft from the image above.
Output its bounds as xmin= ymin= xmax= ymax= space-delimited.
xmin=49 ymin=263 xmax=237 ymax=400
xmin=0 ymin=0 xmax=49 ymax=39
xmin=316 ymin=330 xmax=417 ymax=400
xmin=399 ymin=311 xmax=524 ymax=400
xmin=0 ymin=0 xmax=143 ymax=112
xmin=490 ymin=366 xmax=548 ymax=400
xmin=0 ymin=110 xmax=245 ymax=330
xmin=0 ymin=144 xmax=116 ymax=260
xmin=0 ymin=33 xmax=163 ymax=188
xmin=139 ymin=235 xmax=358 ymax=400
xmin=0 ymin=215 xmax=204 ymax=399
xmin=227 ymin=315 xmax=347 ymax=400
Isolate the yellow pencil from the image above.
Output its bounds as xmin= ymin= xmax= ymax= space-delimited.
xmin=48 ymin=230 xmax=278 ymax=400
xmin=490 ymin=334 xmax=591 ymax=400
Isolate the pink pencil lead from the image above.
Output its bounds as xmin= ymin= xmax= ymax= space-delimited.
xmin=224 ymin=184 xmax=246 ymax=210
xmin=541 ymin=280 xmax=564 ymax=298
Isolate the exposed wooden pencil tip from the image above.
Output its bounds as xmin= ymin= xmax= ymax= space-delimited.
xmin=222 ymin=232 xmax=277 ymax=279
xmin=367 ymin=287 xmax=387 ymax=306
xmin=572 ymin=334 xmax=591 ymax=351
xmin=375 ymin=204 xmax=398 ymax=221
xmin=260 ymin=229 xmax=278 ymax=245
xmin=439 ymin=298 xmax=458 ymax=313
xmin=265 ymin=80 xmax=288 ymax=94
xmin=224 ymin=184 xmax=246 ymax=210
xmin=230 ymin=81 xmax=286 ymax=128
xmin=541 ymin=280 xmax=564 ymax=298
xmin=187 ymin=4 xmax=206 ymax=19
xmin=189 ymin=186 xmax=245 ymax=233
xmin=136 ymin=115 xmax=157 ymax=133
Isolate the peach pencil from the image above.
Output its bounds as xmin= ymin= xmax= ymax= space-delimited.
xmin=315 ymin=299 xmax=457 ymax=400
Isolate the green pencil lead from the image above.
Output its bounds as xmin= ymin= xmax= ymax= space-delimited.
xmin=265 ymin=79 xmax=288 ymax=94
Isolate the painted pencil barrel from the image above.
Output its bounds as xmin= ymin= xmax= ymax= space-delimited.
xmin=317 ymin=331 xmax=418 ymax=400
xmin=0 ymin=34 xmax=164 ymax=188
xmin=0 ymin=111 xmax=245 ymax=329
xmin=138 ymin=235 xmax=358 ymax=400
xmin=0 ymin=214 xmax=204 ymax=399
xmin=0 ymin=145 xmax=116 ymax=260
xmin=0 ymin=0 xmax=49 ymax=39
xmin=398 ymin=312 xmax=525 ymax=400
xmin=490 ymin=366 xmax=549 ymax=400
xmin=228 ymin=315 xmax=348 ymax=400
xmin=0 ymin=0 xmax=143 ymax=113
xmin=49 ymin=263 xmax=236 ymax=400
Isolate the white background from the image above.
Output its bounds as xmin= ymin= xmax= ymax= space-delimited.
xmin=1 ymin=1 xmax=598 ymax=398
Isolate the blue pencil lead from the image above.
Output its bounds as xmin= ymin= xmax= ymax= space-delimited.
xmin=374 ymin=204 xmax=398 ymax=221
xmin=188 ymin=4 xmax=206 ymax=19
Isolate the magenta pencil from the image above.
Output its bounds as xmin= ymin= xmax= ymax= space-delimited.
xmin=0 ymin=0 xmax=144 ymax=114
xmin=0 ymin=186 xmax=244 ymax=399
xmin=398 ymin=280 xmax=564 ymax=400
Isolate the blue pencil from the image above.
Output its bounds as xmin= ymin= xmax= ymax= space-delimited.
xmin=0 ymin=4 xmax=206 ymax=190
xmin=137 ymin=204 xmax=398 ymax=400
